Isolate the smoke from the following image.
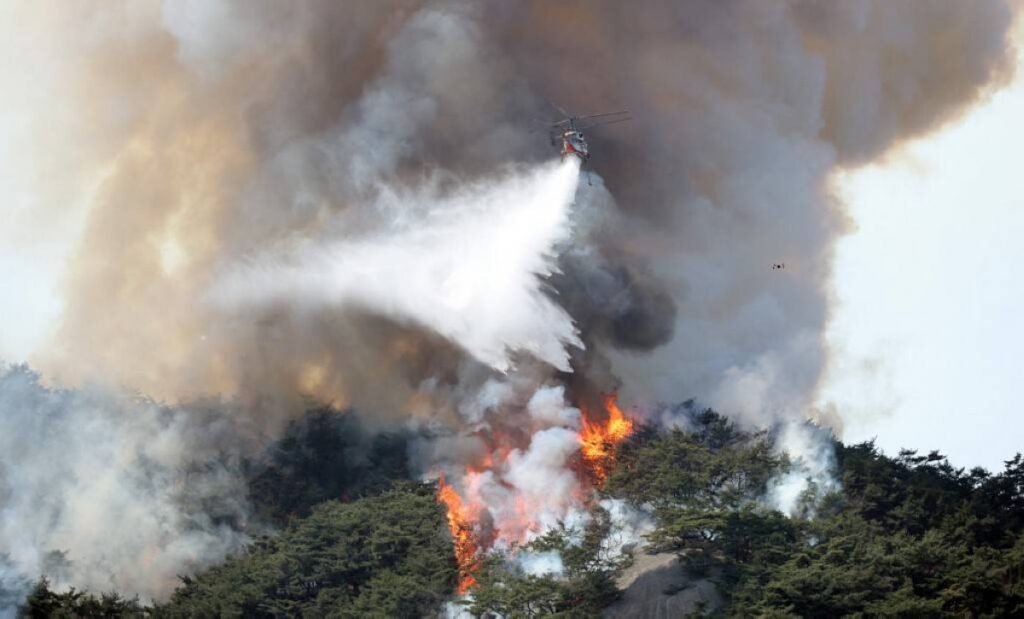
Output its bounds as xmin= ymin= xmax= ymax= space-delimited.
xmin=0 ymin=365 xmax=254 ymax=604
xmin=417 ymin=383 xmax=590 ymax=548
xmin=12 ymin=0 xmax=1015 ymax=413
xmin=599 ymin=498 xmax=657 ymax=558
xmin=0 ymin=0 xmax=1019 ymax=605
xmin=516 ymin=551 xmax=565 ymax=578
xmin=768 ymin=422 xmax=840 ymax=516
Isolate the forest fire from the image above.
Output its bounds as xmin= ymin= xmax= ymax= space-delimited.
xmin=579 ymin=394 xmax=635 ymax=485
xmin=436 ymin=476 xmax=479 ymax=594
xmin=434 ymin=393 xmax=636 ymax=594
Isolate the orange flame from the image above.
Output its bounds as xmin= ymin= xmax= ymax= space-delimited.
xmin=579 ymin=393 xmax=635 ymax=485
xmin=434 ymin=394 xmax=635 ymax=594
xmin=436 ymin=476 xmax=478 ymax=594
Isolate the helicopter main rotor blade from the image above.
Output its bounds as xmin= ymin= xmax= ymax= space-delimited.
xmin=577 ymin=116 xmax=632 ymax=130
xmin=574 ymin=110 xmax=630 ymax=122
xmin=529 ymin=118 xmax=559 ymax=130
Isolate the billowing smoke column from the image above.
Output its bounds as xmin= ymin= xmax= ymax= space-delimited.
xmin=0 ymin=0 xmax=1018 ymax=606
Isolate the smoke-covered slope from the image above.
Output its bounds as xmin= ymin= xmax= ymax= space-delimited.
xmin=15 ymin=409 xmax=1024 ymax=617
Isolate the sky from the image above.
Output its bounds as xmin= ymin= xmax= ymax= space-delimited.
xmin=0 ymin=9 xmax=77 ymax=364
xmin=819 ymin=24 xmax=1024 ymax=472
xmin=0 ymin=12 xmax=1021 ymax=473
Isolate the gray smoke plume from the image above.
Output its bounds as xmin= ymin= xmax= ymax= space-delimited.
xmin=0 ymin=0 xmax=1018 ymax=604
xmin=15 ymin=0 xmax=1015 ymax=415
xmin=0 ymin=365 xmax=255 ymax=606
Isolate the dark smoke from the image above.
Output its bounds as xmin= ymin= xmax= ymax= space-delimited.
xmin=554 ymin=243 xmax=678 ymax=353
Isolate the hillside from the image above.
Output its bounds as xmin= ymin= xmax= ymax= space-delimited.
xmin=17 ymin=408 xmax=1024 ymax=617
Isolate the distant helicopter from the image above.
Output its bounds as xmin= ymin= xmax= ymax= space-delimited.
xmin=544 ymin=104 xmax=631 ymax=162
xmin=772 ymin=263 xmax=786 ymax=270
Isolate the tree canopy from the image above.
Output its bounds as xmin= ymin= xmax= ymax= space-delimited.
xmin=16 ymin=408 xmax=1024 ymax=617
xmin=153 ymin=483 xmax=456 ymax=618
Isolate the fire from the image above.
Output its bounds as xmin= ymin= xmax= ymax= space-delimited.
xmin=436 ymin=476 xmax=479 ymax=594
xmin=433 ymin=393 xmax=636 ymax=595
xmin=579 ymin=393 xmax=635 ymax=485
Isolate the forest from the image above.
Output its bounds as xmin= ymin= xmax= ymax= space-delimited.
xmin=16 ymin=404 xmax=1024 ymax=617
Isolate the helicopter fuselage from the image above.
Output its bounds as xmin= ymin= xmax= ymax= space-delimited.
xmin=547 ymin=108 xmax=628 ymax=162
xmin=560 ymin=130 xmax=589 ymax=161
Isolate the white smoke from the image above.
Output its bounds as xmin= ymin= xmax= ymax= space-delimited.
xmin=598 ymin=498 xmax=656 ymax=557
xmin=420 ymin=380 xmax=591 ymax=549
xmin=0 ymin=366 xmax=252 ymax=608
xmin=516 ymin=550 xmax=565 ymax=577
xmin=767 ymin=422 xmax=839 ymax=516
xmin=504 ymin=427 xmax=585 ymax=528
xmin=214 ymin=158 xmax=582 ymax=373
xmin=698 ymin=335 xmax=839 ymax=514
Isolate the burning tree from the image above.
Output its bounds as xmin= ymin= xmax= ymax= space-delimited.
xmin=579 ymin=394 xmax=635 ymax=486
xmin=436 ymin=476 xmax=480 ymax=594
xmin=433 ymin=393 xmax=637 ymax=595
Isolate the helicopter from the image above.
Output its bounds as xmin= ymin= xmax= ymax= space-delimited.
xmin=545 ymin=104 xmax=631 ymax=162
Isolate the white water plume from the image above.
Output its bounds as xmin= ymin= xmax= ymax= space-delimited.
xmin=214 ymin=158 xmax=582 ymax=373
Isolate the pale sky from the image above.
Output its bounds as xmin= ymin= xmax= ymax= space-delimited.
xmin=0 ymin=7 xmax=71 ymax=364
xmin=820 ymin=28 xmax=1024 ymax=472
